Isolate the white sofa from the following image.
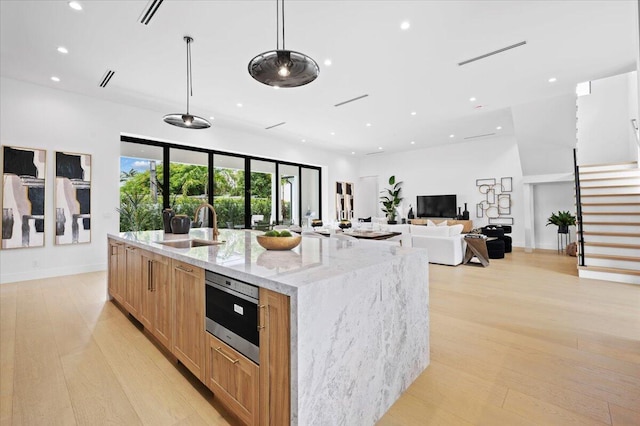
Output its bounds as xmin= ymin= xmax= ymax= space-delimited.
xmin=384 ymin=223 xmax=465 ymax=266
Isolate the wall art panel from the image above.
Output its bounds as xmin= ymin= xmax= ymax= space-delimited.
xmin=55 ymin=151 xmax=91 ymax=244
xmin=2 ymin=145 xmax=46 ymax=249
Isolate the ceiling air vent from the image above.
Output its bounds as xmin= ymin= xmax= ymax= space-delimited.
xmin=334 ymin=94 xmax=369 ymax=107
xmin=463 ymin=133 xmax=496 ymax=140
xmin=139 ymin=0 xmax=163 ymax=25
xmin=98 ymin=70 xmax=115 ymax=88
xmin=458 ymin=41 xmax=527 ymax=66
xmin=365 ymin=150 xmax=384 ymax=155
xmin=265 ymin=122 xmax=286 ymax=130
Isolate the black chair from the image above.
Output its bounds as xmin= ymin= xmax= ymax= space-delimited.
xmin=486 ymin=239 xmax=505 ymax=259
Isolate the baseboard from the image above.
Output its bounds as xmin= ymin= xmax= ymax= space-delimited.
xmin=0 ymin=262 xmax=107 ymax=284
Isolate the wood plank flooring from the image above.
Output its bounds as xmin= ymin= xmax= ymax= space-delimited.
xmin=1 ymin=249 xmax=638 ymax=425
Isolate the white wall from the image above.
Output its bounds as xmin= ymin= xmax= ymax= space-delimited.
xmin=577 ymin=71 xmax=639 ymax=164
xmin=511 ymin=94 xmax=578 ymax=175
xmin=0 ymin=77 xmax=359 ymax=283
xmin=532 ymin=181 xmax=576 ymax=250
xmin=358 ymin=136 xmax=526 ymax=247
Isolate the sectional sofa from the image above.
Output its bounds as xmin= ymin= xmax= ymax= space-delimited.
xmin=384 ymin=223 xmax=466 ymax=266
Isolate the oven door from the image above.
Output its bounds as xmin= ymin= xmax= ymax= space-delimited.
xmin=205 ymin=282 xmax=259 ymax=364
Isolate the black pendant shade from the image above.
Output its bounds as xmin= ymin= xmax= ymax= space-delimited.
xmin=248 ymin=0 xmax=319 ymax=88
xmin=164 ymin=36 xmax=211 ymax=129
xmin=248 ymin=49 xmax=319 ymax=88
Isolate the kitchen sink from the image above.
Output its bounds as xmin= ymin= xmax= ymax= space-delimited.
xmin=158 ymin=238 xmax=223 ymax=248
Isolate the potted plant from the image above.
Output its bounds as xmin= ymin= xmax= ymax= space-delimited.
xmin=546 ymin=210 xmax=576 ymax=234
xmin=380 ymin=175 xmax=403 ymax=224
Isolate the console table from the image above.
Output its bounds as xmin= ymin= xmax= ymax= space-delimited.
xmin=410 ymin=219 xmax=473 ymax=233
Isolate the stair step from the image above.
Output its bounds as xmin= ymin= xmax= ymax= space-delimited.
xmin=584 ymin=242 xmax=640 ymax=249
xmin=579 ymin=175 xmax=640 ymax=182
xmin=580 ymin=193 xmax=640 ymax=197
xmin=578 ymin=265 xmax=640 ymax=277
xmin=581 ymin=221 xmax=640 ymax=226
xmin=579 ymin=169 xmax=640 ymax=178
xmin=579 ymin=161 xmax=638 ymax=170
xmin=585 ymin=253 xmax=640 ymax=262
xmin=581 ymin=212 xmax=640 ymax=215
xmin=581 ymin=202 xmax=640 ymax=206
xmin=581 ymin=231 xmax=640 ymax=237
xmin=579 ymin=184 xmax=639 ymax=189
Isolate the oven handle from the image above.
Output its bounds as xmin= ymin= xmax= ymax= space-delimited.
xmin=215 ymin=346 xmax=239 ymax=364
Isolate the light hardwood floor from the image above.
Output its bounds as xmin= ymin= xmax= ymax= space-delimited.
xmin=1 ymin=250 xmax=639 ymax=425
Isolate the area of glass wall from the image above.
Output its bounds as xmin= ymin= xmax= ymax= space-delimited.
xmin=119 ymin=142 xmax=164 ymax=231
xmin=119 ymin=136 xmax=321 ymax=232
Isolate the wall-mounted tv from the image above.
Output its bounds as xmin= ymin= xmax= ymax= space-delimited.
xmin=417 ymin=194 xmax=457 ymax=218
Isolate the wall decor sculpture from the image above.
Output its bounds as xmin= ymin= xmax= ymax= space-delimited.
xmin=55 ymin=151 xmax=91 ymax=244
xmin=335 ymin=181 xmax=354 ymax=221
xmin=476 ymin=176 xmax=514 ymax=225
xmin=2 ymin=145 xmax=47 ymax=249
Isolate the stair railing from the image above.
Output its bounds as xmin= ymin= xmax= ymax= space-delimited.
xmin=573 ymin=148 xmax=585 ymax=266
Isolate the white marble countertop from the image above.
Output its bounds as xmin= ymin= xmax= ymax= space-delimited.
xmin=107 ymin=228 xmax=426 ymax=295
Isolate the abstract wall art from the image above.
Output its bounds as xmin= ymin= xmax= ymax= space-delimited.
xmin=2 ymin=145 xmax=47 ymax=249
xmin=55 ymin=151 xmax=91 ymax=244
xmin=336 ymin=181 xmax=354 ymax=221
xmin=476 ymin=176 xmax=514 ymax=225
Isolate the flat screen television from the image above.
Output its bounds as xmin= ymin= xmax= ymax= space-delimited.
xmin=417 ymin=194 xmax=457 ymax=218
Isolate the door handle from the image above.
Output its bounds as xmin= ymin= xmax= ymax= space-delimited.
xmin=257 ymin=304 xmax=266 ymax=330
xmin=215 ymin=346 xmax=239 ymax=364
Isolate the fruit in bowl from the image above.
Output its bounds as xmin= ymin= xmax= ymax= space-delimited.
xmin=256 ymin=230 xmax=302 ymax=250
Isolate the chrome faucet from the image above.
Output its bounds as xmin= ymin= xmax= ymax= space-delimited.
xmin=193 ymin=203 xmax=219 ymax=241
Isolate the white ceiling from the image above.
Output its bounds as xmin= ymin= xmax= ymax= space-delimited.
xmin=1 ymin=0 xmax=637 ymax=155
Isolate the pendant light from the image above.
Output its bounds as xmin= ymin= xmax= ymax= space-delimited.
xmin=248 ymin=0 xmax=319 ymax=88
xmin=163 ymin=36 xmax=211 ymax=129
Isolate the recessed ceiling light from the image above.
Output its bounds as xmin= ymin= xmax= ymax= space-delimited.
xmin=366 ymin=123 xmax=371 ymax=127
xmin=410 ymin=111 xmax=417 ymax=116
xmin=209 ymin=116 xmax=215 ymax=120
xmin=548 ymin=77 xmax=557 ymax=83
xmin=236 ymin=103 xmax=243 ymax=108
xmin=400 ymin=21 xmax=410 ymax=30
xmin=51 ymin=76 xmax=60 ymax=82
xmin=330 ymin=132 xmax=335 ymax=136
xmin=496 ymin=126 xmax=502 ymax=130
xmin=273 ymin=86 xmax=280 ymax=90
xmin=301 ymin=139 xmax=306 ymax=142
xmin=351 ymin=151 xmax=355 ymax=155
xmin=378 ymin=147 xmax=383 ymax=150
xmin=57 ymin=46 xmax=68 ymax=54
xmin=410 ymin=141 xmax=415 ymax=145
xmin=68 ymin=1 xmax=82 ymax=11
xmin=449 ymin=134 xmax=455 ymax=138
xmin=324 ymin=59 xmax=332 ymax=66
xmin=469 ymin=97 xmax=476 ymax=102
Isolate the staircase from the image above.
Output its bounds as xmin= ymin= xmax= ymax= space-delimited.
xmin=576 ymin=161 xmax=640 ymax=285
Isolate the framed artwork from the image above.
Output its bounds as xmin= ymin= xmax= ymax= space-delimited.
xmin=476 ymin=178 xmax=496 ymax=187
xmin=501 ymin=177 xmax=512 ymax=192
xmin=335 ymin=181 xmax=354 ymax=220
xmin=475 ymin=176 xmax=514 ymax=225
xmin=2 ymin=145 xmax=46 ymax=249
xmin=489 ymin=217 xmax=514 ymax=225
xmin=498 ymin=194 xmax=511 ymax=215
xmin=55 ymin=151 xmax=91 ymax=245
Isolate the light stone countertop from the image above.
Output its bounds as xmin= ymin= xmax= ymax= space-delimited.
xmin=108 ymin=228 xmax=425 ymax=296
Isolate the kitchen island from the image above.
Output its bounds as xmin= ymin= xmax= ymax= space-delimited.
xmin=107 ymin=228 xmax=430 ymax=425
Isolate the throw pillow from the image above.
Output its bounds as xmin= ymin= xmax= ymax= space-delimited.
xmin=448 ymin=224 xmax=464 ymax=236
xmin=427 ymin=219 xmax=436 ymax=226
xmin=436 ymin=220 xmax=448 ymax=227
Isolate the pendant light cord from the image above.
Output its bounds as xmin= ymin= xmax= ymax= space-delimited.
xmin=186 ymin=37 xmax=192 ymax=114
xmin=276 ymin=0 xmax=286 ymax=50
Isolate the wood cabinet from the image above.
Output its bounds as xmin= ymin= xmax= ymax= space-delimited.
xmin=123 ymin=245 xmax=142 ymax=318
xmin=259 ymin=288 xmax=290 ymax=426
xmin=172 ymin=259 xmax=205 ymax=381
xmin=107 ymin=239 xmax=125 ymax=303
xmin=139 ymin=251 xmax=172 ymax=350
xmin=206 ymin=334 xmax=259 ymax=426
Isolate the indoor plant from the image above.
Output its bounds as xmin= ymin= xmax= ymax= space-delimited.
xmin=546 ymin=210 xmax=576 ymax=234
xmin=380 ymin=175 xmax=403 ymax=224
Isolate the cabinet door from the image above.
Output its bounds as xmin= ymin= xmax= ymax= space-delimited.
xmin=259 ymin=288 xmax=290 ymax=426
xmin=124 ymin=245 xmax=142 ymax=318
xmin=152 ymin=253 xmax=172 ymax=350
xmin=172 ymin=259 xmax=205 ymax=380
xmin=139 ymin=250 xmax=154 ymax=330
xmin=206 ymin=334 xmax=259 ymax=426
xmin=107 ymin=239 xmax=125 ymax=303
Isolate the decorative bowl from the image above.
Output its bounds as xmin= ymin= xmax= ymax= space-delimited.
xmin=256 ymin=235 xmax=302 ymax=251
